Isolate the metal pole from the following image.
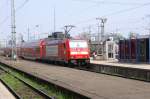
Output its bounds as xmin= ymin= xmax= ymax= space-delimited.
xmin=97 ymin=23 xmax=100 ymax=43
xmin=28 ymin=27 xmax=30 ymax=41
xmin=100 ymin=18 xmax=107 ymax=42
xmin=96 ymin=18 xmax=107 ymax=55
xmin=11 ymin=0 xmax=16 ymax=60
xmin=88 ymin=25 xmax=91 ymax=41
xmin=101 ymin=22 xmax=104 ymax=41
xmin=96 ymin=18 xmax=101 ymax=54
xmin=54 ymin=7 xmax=56 ymax=32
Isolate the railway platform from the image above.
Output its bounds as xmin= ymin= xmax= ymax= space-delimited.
xmin=0 ymin=81 xmax=16 ymax=99
xmin=90 ymin=59 xmax=150 ymax=82
xmin=90 ymin=59 xmax=150 ymax=70
xmin=1 ymin=57 xmax=150 ymax=99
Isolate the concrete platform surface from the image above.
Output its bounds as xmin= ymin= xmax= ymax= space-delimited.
xmin=0 ymin=81 xmax=16 ymax=99
xmin=91 ymin=60 xmax=150 ymax=70
xmin=1 ymin=57 xmax=150 ymax=99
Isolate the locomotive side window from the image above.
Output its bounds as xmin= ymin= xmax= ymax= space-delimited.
xmin=46 ymin=45 xmax=58 ymax=56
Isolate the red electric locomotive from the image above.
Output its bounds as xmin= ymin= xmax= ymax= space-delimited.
xmin=17 ymin=34 xmax=90 ymax=66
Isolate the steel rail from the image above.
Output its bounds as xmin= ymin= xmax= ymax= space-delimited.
xmin=0 ymin=79 xmax=21 ymax=99
xmin=0 ymin=62 xmax=90 ymax=99
xmin=0 ymin=66 xmax=55 ymax=99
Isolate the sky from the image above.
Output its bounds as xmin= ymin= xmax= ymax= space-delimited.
xmin=0 ymin=0 xmax=150 ymax=42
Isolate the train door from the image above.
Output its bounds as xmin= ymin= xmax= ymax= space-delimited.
xmin=63 ymin=43 xmax=67 ymax=60
xmin=59 ymin=44 xmax=63 ymax=60
xmin=40 ymin=45 xmax=45 ymax=58
xmin=59 ymin=43 xmax=66 ymax=61
xmin=40 ymin=41 xmax=46 ymax=58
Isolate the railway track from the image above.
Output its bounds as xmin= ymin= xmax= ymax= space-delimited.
xmin=0 ymin=63 xmax=90 ymax=99
xmin=0 ymin=66 xmax=55 ymax=99
xmin=1 ymin=57 xmax=150 ymax=99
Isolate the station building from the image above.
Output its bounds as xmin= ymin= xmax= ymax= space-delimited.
xmin=90 ymin=36 xmax=118 ymax=60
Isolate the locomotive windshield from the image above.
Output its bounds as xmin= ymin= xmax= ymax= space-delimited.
xmin=69 ymin=41 xmax=88 ymax=48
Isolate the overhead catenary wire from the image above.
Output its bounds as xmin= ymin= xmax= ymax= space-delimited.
xmin=0 ymin=0 xmax=30 ymax=27
xmin=1 ymin=0 xmax=149 ymax=36
xmin=73 ymin=0 xmax=147 ymax=5
xmin=15 ymin=0 xmax=29 ymax=11
xmin=66 ymin=0 xmax=144 ymax=21
xmin=72 ymin=2 xmax=150 ymax=26
xmin=0 ymin=16 xmax=9 ymax=27
xmin=102 ymin=2 xmax=150 ymax=17
xmin=66 ymin=0 xmax=105 ymax=16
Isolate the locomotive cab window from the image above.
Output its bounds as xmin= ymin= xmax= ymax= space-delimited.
xmin=69 ymin=41 xmax=88 ymax=48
